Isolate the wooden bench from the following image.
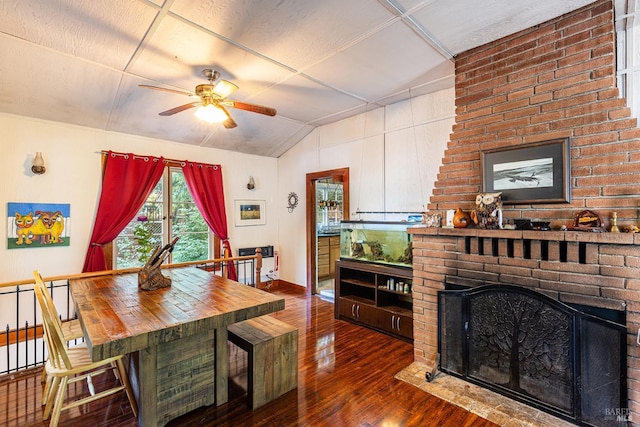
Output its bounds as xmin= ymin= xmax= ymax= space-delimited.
xmin=227 ymin=315 xmax=298 ymax=409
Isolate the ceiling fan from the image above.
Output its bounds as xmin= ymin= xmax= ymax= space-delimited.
xmin=139 ymin=69 xmax=276 ymax=129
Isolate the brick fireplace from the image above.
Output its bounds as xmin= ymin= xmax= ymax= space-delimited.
xmin=411 ymin=0 xmax=640 ymax=424
xmin=410 ymin=228 xmax=638 ymax=423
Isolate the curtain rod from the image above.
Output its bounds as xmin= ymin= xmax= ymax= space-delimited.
xmin=98 ymin=150 xmax=218 ymax=167
xmin=99 ymin=150 xmax=184 ymax=165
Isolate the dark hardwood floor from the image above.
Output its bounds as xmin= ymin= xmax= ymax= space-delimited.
xmin=0 ymin=281 xmax=498 ymax=427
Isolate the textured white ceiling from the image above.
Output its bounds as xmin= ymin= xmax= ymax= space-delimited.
xmin=0 ymin=0 xmax=598 ymax=157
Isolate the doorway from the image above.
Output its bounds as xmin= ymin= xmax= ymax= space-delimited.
xmin=306 ymin=168 xmax=349 ymax=297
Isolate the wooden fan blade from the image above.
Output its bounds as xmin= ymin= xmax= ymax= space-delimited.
xmin=218 ymin=105 xmax=237 ymax=128
xmin=139 ymin=84 xmax=195 ymax=97
xmin=224 ymin=100 xmax=277 ymax=116
xmin=159 ymin=102 xmax=199 ymax=116
xmin=223 ymin=117 xmax=237 ymax=129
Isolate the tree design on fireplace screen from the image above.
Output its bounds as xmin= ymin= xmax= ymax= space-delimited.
xmin=439 ymin=285 xmax=626 ymax=426
xmin=469 ymin=292 xmax=572 ymax=411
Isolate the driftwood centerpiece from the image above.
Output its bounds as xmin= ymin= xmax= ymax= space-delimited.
xmin=138 ymin=237 xmax=179 ymax=291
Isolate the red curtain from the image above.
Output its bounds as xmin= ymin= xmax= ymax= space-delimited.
xmin=181 ymin=161 xmax=237 ymax=281
xmin=82 ymin=152 xmax=165 ymax=272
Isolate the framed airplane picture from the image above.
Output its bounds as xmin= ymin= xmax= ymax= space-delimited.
xmin=481 ymin=138 xmax=571 ymax=204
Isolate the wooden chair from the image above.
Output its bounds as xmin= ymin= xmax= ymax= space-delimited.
xmin=33 ymin=273 xmax=86 ymax=400
xmin=33 ymin=271 xmax=138 ymax=427
xmin=36 ymin=279 xmax=84 ymax=386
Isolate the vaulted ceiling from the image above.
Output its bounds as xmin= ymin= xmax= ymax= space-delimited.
xmin=0 ymin=0 xmax=599 ymax=157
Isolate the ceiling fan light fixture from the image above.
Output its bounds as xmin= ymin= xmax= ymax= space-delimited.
xmin=140 ymin=69 xmax=274 ymax=128
xmin=212 ymin=80 xmax=238 ymax=98
xmin=195 ymin=104 xmax=228 ymax=123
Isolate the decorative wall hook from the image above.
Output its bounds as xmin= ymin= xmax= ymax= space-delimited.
xmin=287 ymin=192 xmax=299 ymax=213
xmin=247 ymin=176 xmax=255 ymax=190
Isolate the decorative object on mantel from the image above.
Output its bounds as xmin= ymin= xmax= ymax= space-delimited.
xmin=626 ymin=225 xmax=640 ymax=233
xmin=502 ymin=220 xmax=517 ymax=230
xmin=138 ymin=237 xmax=179 ymax=291
xmin=470 ymin=192 xmax=503 ymax=229
xmin=443 ymin=209 xmax=455 ymax=228
xmin=452 ymin=208 xmax=471 ymax=228
xmin=571 ymin=210 xmax=605 ymax=232
xmin=514 ymin=219 xmax=532 ymax=230
xmin=422 ymin=213 xmax=442 ymax=228
xmin=610 ymin=212 xmax=620 ymax=233
xmin=514 ymin=219 xmax=550 ymax=231
xmin=287 ymin=192 xmax=298 ymax=213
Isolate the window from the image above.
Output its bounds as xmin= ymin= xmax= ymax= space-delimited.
xmin=616 ymin=8 xmax=640 ymax=120
xmin=114 ymin=167 xmax=213 ymax=269
xmin=316 ymin=179 xmax=343 ymax=232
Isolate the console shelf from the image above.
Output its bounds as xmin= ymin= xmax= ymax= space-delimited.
xmin=335 ymin=259 xmax=413 ymax=342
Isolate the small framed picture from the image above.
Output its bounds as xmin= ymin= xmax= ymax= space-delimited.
xmin=234 ymin=200 xmax=266 ymax=226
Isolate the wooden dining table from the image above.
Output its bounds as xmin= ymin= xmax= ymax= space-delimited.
xmin=70 ymin=267 xmax=285 ymax=427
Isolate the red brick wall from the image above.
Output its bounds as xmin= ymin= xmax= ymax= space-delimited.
xmin=428 ymin=0 xmax=640 ymax=229
xmin=416 ymin=0 xmax=640 ymax=422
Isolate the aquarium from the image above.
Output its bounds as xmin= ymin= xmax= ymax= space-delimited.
xmin=339 ymin=221 xmax=412 ymax=267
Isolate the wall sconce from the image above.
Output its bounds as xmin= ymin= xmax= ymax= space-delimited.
xmin=247 ymin=176 xmax=255 ymax=190
xmin=31 ymin=152 xmax=46 ymax=175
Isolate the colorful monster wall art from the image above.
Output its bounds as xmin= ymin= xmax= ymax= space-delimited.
xmin=7 ymin=203 xmax=70 ymax=249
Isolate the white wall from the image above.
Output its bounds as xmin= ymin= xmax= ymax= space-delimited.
xmin=0 ymin=113 xmax=278 ymax=282
xmin=276 ymin=87 xmax=456 ymax=287
xmin=0 ymin=86 xmax=455 ymax=286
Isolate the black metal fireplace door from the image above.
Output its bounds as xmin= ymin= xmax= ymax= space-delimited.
xmin=438 ymin=284 xmax=626 ymax=427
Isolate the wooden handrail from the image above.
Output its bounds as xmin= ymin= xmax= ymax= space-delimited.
xmin=0 ymin=325 xmax=44 ymax=348
xmin=0 ymin=251 xmax=264 ymax=351
xmin=255 ymin=248 xmax=263 ymax=287
xmin=0 ymin=251 xmax=263 ymax=289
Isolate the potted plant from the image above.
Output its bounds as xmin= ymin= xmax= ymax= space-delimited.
xmin=133 ymin=215 xmax=154 ymax=264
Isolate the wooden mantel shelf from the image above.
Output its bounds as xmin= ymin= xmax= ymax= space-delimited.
xmin=408 ymin=225 xmax=640 ymax=246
